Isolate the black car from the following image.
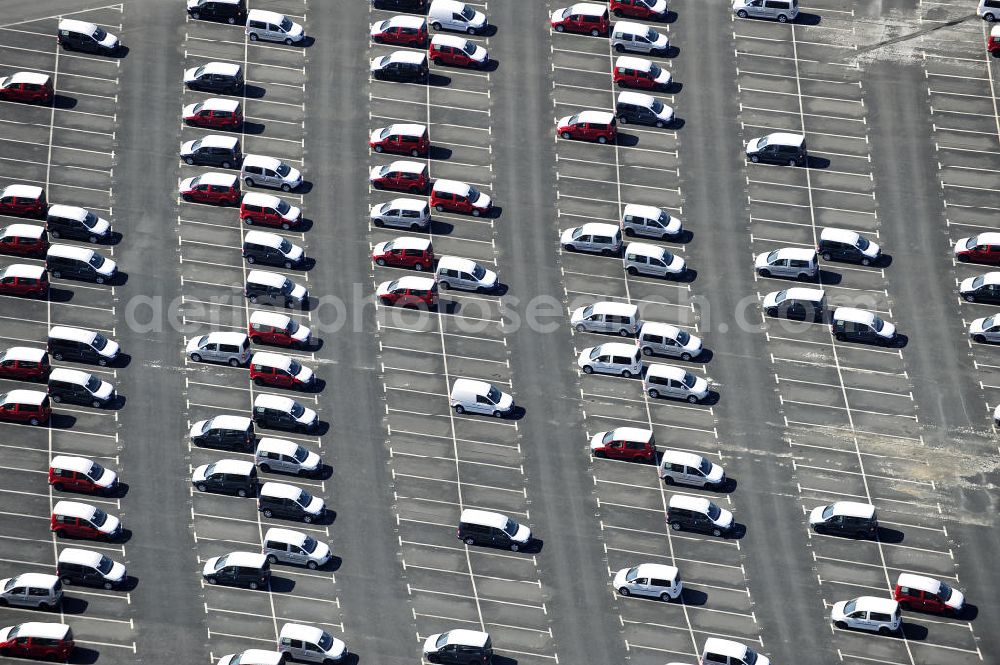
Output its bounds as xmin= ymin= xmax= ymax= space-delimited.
xmin=202 ymin=552 xmax=270 ymax=589
xmin=810 ymin=502 xmax=878 ymax=538
xmin=57 ymin=19 xmax=123 ymax=55
xmin=817 ymin=228 xmax=881 ymax=266
xmin=46 ymin=205 xmax=111 ymax=244
xmin=190 ymin=415 xmax=255 ymax=450
xmin=616 ymin=91 xmax=674 ymax=128
xmin=252 ymin=395 xmax=317 ymax=432
xmin=184 ymin=62 xmax=244 ymax=94
xmin=180 ymin=135 xmax=242 ymax=169
xmin=371 ymin=52 xmax=429 ymax=82
xmin=961 ymin=273 xmax=1000 ymax=303
xmin=258 ymin=482 xmax=324 ymax=523
xmin=187 ymin=0 xmax=246 ymax=24
xmin=372 ymin=0 xmax=428 ymax=10
xmin=666 ymin=496 xmax=734 ymax=537
xmin=763 ymin=287 xmax=826 ymax=322
xmin=192 ymin=460 xmax=257 ymax=497
xmin=745 ymin=132 xmax=807 ymax=166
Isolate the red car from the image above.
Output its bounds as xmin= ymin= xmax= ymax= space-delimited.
xmin=376 ymin=275 xmax=438 ymax=308
xmin=372 ymin=236 xmax=434 ymax=271
xmin=614 ymin=55 xmax=672 ymax=90
xmin=369 ymin=160 xmax=428 ymax=194
xmin=0 ymin=184 xmax=47 ymax=218
xmin=241 ymin=192 xmax=301 ymax=229
xmin=50 ymin=500 xmax=121 ymax=540
xmin=371 ymin=15 xmax=428 ymax=47
xmin=589 ymin=427 xmax=655 ymax=462
xmin=182 ymin=97 xmax=242 ymax=129
xmin=248 ymin=310 xmax=312 ymax=348
xmin=0 ymin=224 xmax=48 ymax=257
xmin=955 ymin=232 xmax=1000 ymax=265
xmin=0 ymin=346 xmax=49 ymax=381
xmin=0 ymin=389 xmax=50 ymax=425
xmin=430 ymin=179 xmax=493 ymax=216
xmin=49 ymin=455 xmax=118 ymax=495
xmin=0 ymin=263 xmax=48 ymax=298
xmin=0 ymin=623 xmax=74 ymax=662
xmin=550 ymin=2 xmax=610 ymax=36
xmin=179 ymin=172 xmax=241 ymax=206
xmin=610 ymin=0 xmax=668 ymax=19
xmin=369 ymin=123 xmax=429 ymax=157
xmin=556 ymin=110 xmax=617 ymax=144
xmin=0 ymin=71 xmax=54 ymax=104
xmin=428 ymin=34 xmax=489 ymax=68
xmin=249 ymin=351 xmax=316 ymax=390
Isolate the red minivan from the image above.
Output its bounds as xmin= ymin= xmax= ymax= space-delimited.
xmin=241 ymin=192 xmax=301 ymax=229
xmin=893 ymin=573 xmax=965 ymax=616
xmin=955 ymin=232 xmax=1000 ymax=265
xmin=0 ymin=623 xmax=74 ymax=662
xmin=0 ymin=263 xmax=48 ymax=298
xmin=0 ymin=347 xmax=49 ymax=381
xmin=0 ymin=71 xmax=54 ymax=104
xmin=182 ymin=98 xmax=242 ymax=129
xmin=0 ymin=389 xmax=51 ymax=425
xmin=589 ymin=427 xmax=655 ymax=462
xmin=610 ymin=0 xmax=668 ymax=19
xmin=0 ymin=184 xmax=47 ymax=219
xmin=248 ymin=310 xmax=312 ymax=348
xmin=428 ymin=34 xmax=489 ymax=68
xmin=179 ymin=173 xmax=241 ymax=206
xmin=556 ymin=110 xmax=617 ymax=144
xmin=430 ymin=179 xmax=493 ymax=216
xmin=50 ymin=500 xmax=121 ymax=540
xmin=0 ymin=224 xmax=48 ymax=257
xmin=49 ymin=455 xmax=119 ymax=495
xmin=249 ymin=352 xmax=316 ymax=390
xmin=369 ymin=123 xmax=430 ymax=158
xmin=550 ymin=2 xmax=610 ymax=36
xmin=369 ymin=160 xmax=429 ymax=194
xmin=371 ymin=15 xmax=428 ymax=47
xmin=376 ymin=275 xmax=438 ymax=308
xmin=371 ymin=236 xmax=434 ymax=271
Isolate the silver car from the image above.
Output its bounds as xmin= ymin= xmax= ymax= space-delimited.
xmin=255 ymin=437 xmax=323 ymax=476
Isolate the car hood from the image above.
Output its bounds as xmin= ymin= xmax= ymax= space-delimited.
xmin=180 ymin=176 xmax=198 ymax=191
xmin=98 ymin=33 xmax=119 ymax=49
xmin=90 ymin=215 xmax=111 ymax=235
xmin=190 ymin=419 xmax=209 ymax=439
xmin=479 ymin=268 xmax=498 ymax=287
xmin=283 ymin=166 xmax=302 ymax=185
xmin=96 ymin=257 xmax=117 ymax=276
xmin=557 ymin=115 xmax=574 ymax=130
xmin=589 ymin=431 xmax=610 ymax=451
xmin=661 ymin=214 xmax=681 ymax=233
xmin=861 ymin=240 xmax=881 ymax=258
xmin=287 ymin=22 xmax=305 ymax=39
xmin=0 ymin=76 xmax=9 ymax=89
xmin=294 ymin=365 xmax=314 ymax=384
xmin=472 ymin=192 xmax=492 ymax=209
xmin=301 ymin=450 xmax=321 ymax=471
xmin=830 ymin=600 xmax=849 ymax=622
xmin=512 ymin=522 xmax=531 ymax=543
xmin=180 ymin=139 xmax=198 ymax=155
xmin=182 ymin=103 xmax=199 ymax=117
xmin=705 ymin=462 xmax=725 ymax=484
xmin=754 ymin=252 xmax=771 ymax=268
xmin=372 ymin=241 xmax=390 ymax=256
xmin=376 ymin=281 xmax=392 ymax=297
xmin=612 ymin=568 xmax=632 ymax=588
xmin=186 ymin=0 xmax=201 ymax=8
xmin=762 ymin=291 xmax=781 ymax=308
xmin=469 ymin=10 xmax=487 ymax=28
xmin=423 ymin=634 xmax=442 ymax=655
xmin=711 ymin=506 xmax=734 ymax=529
xmin=101 ymin=339 xmax=120 ymax=359
xmin=652 ymin=32 xmax=669 ymax=49
xmin=969 ymin=317 xmax=988 ymax=334
xmin=684 ymin=334 xmax=703 ymax=354
xmin=217 ymin=656 xmax=236 ymax=665
xmin=296 ymin=405 xmax=317 ymax=425
xmin=93 ymin=379 xmax=114 ymax=400
xmin=745 ymin=137 xmax=763 ymax=154
xmin=650 ymin=0 xmax=668 ymax=12
xmin=959 ymin=276 xmax=978 ymax=294
xmin=95 ymin=467 xmax=118 ymax=489
xmin=497 ymin=391 xmax=514 ymax=412
xmin=370 ymin=20 xmax=388 ymax=37
xmin=303 ymin=495 xmax=325 ymax=515
xmin=202 ymin=556 xmax=222 ymax=575
xmin=570 ymin=306 xmax=588 ymax=325
xmin=107 ymin=560 xmax=127 ymax=582
xmin=560 ymin=228 xmax=580 ymax=244
xmin=370 ymin=56 xmax=387 ymax=72
xmin=192 ymin=464 xmax=210 ymax=483
xmin=291 ymin=323 xmax=311 ymax=343
xmin=691 ymin=376 xmax=709 ymax=398
xmin=0 ymin=626 xmax=12 ymax=641
xmin=808 ymin=505 xmax=827 ymax=525
xmin=186 ymin=335 xmax=207 ymax=353
xmin=369 ymin=128 xmax=385 ymax=143
xmin=946 ymin=588 xmax=965 ymax=610
xmin=666 ymin=254 xmax=686 ymax=273
xmin=877 ymin=320 xmax=897 ymax=339
xmin=954 ymin=237 xmax=972 ymax=255
xmin=369 ymin=165 xmax=385 ymax=179
xmin=654 ymin=68 xmax=672 ymax=85
xmin=577 ymin=346 xmax=597 ymax=368
xmin=470 ymin=44 xmax=489 ymax=62
xmin=282 ymin=204 xmax=301 ymax=221
xmin=100 ymin=513 xmax=121 ymax=534
xmin=285 ymin=243 xmax=304 ymax=261
xmin=182 ymin=67 xmax=200 ymax=83
xmin=323 ymin=636 xmax=348 ymax=659
xmin=289 ymin=283 xmax=308 ymax=301
xmin=311 ymin=539 xmax=331 ymax=562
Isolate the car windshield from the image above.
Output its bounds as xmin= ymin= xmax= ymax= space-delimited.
xmin=293 ymin=445 xmax=309 ymax=462
xmin=286 ymin=320 xmax=300 ymax=334
xmin=938 ymin=582 xmax=953 ymax=600
xmin=378 ymin=127 xmax=391 ymax=140
xmin=758 ymin=136 xmax=770 ymax=148
xmin=275 ymin=200 xmax=291 ymax=215
xmin=317 ymin=632 xmax=334 ymax=650
xmin=973 ymin=276 xmax=985 ymax=289
xmin=676 ymin=330 xmax=690 ymax=345
xmin=378 ymin=165 xmax=389 ymax=177
xmin=89 ymin=253 xmax=105 ymax=268
xmin=682 ymin=372 xmax=697 ymax=389
xmin=571 ymin=227 xmax=584 ymax=240
xmin=2 ymin=578 xmax=14 ymax=591
xmin=190 ymin=138 xmax=203 ymax=151
xmin=461 ymin=5 xmax=475 ymax=19
xmin=91 ymin=508 xmax=108 ymax=526
xmin=86 ymin=462 xmax=105 ymax=481
xmin=872 ymin=316 xmax=885 ymax=332
xmin=581 ymin=305 xmax=594 ymax=318
xmin=296 ymin=490 xmax=313 ymax=507
xmin=92 ymin=333 xmax=108 ymax=350
xmin=279 ymin=17 xmax=294 ymax=31
xmin=191 ymin=102 xmax=203 ymax=114
xmin=967 ymin=236 xmax=979 ymax=249
xmin=766 ymin=250 xmax=778 ymax=263
xmin=468 ymin=187 xmax=482 ymax=202
xmin=386 ymin=279 xmax=399 ymax=292
xmin=275 ymin=163 xmax=291 ymax=177
xmin=706 ymin=503 xmax=721 ymax=520
xmin=821 ymin=505 xmax=834 ymax=519
xmin=625 ymin=566 xmax=640 ymax=582
xmin=471 ymin=264 xmax=486 ymax=279
xmin=97 ymin=555 xmax=113 ymax=574
xmin=7 ymin=626 xmax=20 ymax=639
xmin=290 ymin=402 xmax=305 ymax=418
xmin=288 ymin=360 xmax=302 ymax=375
xmin=463 ymin=41 xmax=477 ymax=55
xmin=193 ymin=66 xmax=205 ymax=78
xmin=645 ymin=28 xmax=658 ymax=41
xmin=855 ymin=236 xmax=870 ymax=250
xmin=773 ymin=289 xmax=788 ymax=304
xmin=503 ymin=518 xmax=519 ymax=536
xmin=601 ymin=431 xmax=616 ymax=444
xmin=560 ymin=7 xmax=571 ymax=18
xmin=699 ymin=458 xmax=713 ymax=475
xmin=649 ymin=63 xmax=662 ymax=78
xmin=279 ymin=280 xmax=294 ymax=295
xmin=589 ymin=347 xmax=602 ymax=360
xmin=436 ymin=633 xmax=450 ymax=649
xmin=301 ymin=535 xmax=318 ymax=553
xmin=567 ymin=114 xmax=579 ymax=126
xmin=204 ymin=463 xmax=216 ymax=477
xmin=986 ymin=315 xmax=997 ymax=329
xmin=86 ymin=375 xmax=102 ymax=391
xmin=92 ymin=26 xmax=107 ymax=40
xmin=278 ymin=238 xmax=292 ymax=253
xmin=650 ymin=99 xmax=664 ymax=114
xmin=745 ymin=649 xmax=758 ymax=665
xmin=844 ymin=599 xmax=857 ymax=615
xmin=82 ymin=211 xmax=98 ymax=229
xmin=486 ymin=386 xmax=502 ymax=403
xmin=215 ymin=555 xmax=229 ymax=570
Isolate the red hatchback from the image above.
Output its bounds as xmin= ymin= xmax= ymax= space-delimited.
xmin=428 ymin=34 xmax=489 ymax=68
xmin=610 ymin=0 xmax=668 ymax=19
xmin=0 ymin=263 xmax=48 ymax=298
xmin=370 ymin=15 xmax=428 ymax=47
xmin=179 ymin=173 xmax=241 ymax=206
xmin=550 ymin=2 xmax=610 ymax=36
xmin=955 ymin=232 xmax=1000 ymax=265
xmin=0 ymin=72 xmax=54 ymax=104
xmin=556 ymin=110 xmax=617 ymax=144
xmin=182 ymin=98 xmax=242 ymax=129
xmin=369 ymin=123 xmax=429 ymax=158
xmin=248 ymin=310 xmax=312 ymax=348
xmin=369 ymin=160 xmax=429 ymax=194
xmin=0 ymin=347 xmax=49 ymax=381
xmin=0 ymin=623 xmax=74 ymax=662
xmin=372 ymin=236 xmax=434 ymax=271
xmin=0 ymin=224 xmax=48 ymax=257
xmin=376 ymin=275 xmax=438 ymax=308
xmin=0 ymin=389 xmax=50 ymax=426
xmin=0 ymin=184 xmax=47 ymax=219
xmin=589 ymin=427 xmax=656 ymax=463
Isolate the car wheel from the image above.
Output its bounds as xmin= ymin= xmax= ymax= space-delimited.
xmin=472 ymin=208 xmax=482 ymax=217
xmin=88 ymin=235 xmax=99 ymax=244
xmin=493 ymin=410 xmax=502 ymax=418
xmin=190 ymin=353 xmax=202 ymax=362
xmin=681 ymin=352 xmax=692 ymax=361
xmin=414 ymin=263 xmax=425 ymax=271
xmin=249 ymin=580 xmax=260 ymax=589
xmin=750 ymin=154 xmax=760 ymax=163
xmin=184 ymin=157 xmax=195 ymax=165
xmin=618 ymin=328 xmax=630 ymax=337
xmin=98 ymin=358 xmax=109 ymax=367
xmin=622 ymin=369 xmax=633 ymax=378
xmin=641 ymin=347 xmax=653 ymax=356
xmin=191 ymin=11 xmax=201 ymax=18
xmin=737 ymin=9 xmax=749 ymax=17
xmin=439 ymin=281 xmax=450 ymax=290
xmin=964 ymin=294 xmax=976 ymax=302
xmin=648 ymin=388 xmax=659 ymax=398
xmin=988 ymin=13 xmax=997 ymax=21
xmin=597 ymin=136 xmax=607 ymax=144
xmin=510 ymin=543 xmax=520 ymax=551
xmin=29 ymin=417 xmax=40 ymax=426
xmin=957 ymin=254 xmax=969 ymax=262
xmin=563 ymin=244 xmax=575 ymax=251
xmin=303 ymin=514 xmax=314 ymax=524
xmin=196 ymin=483 xmax=207 ymax=492
xmin=788 ymin=158 xmax=797 ymax=166
xmin=821 ymin=252 xmax=832 ymax=261
xmin=228 ymin=357 xmax=240 ymax=367
xmin=432 ymin=21 xmax=443 ymax=30
xmin=861 ymin=257 xmax=872 ymax=266
xmin=237 ymin=489 xmax=247 ymax=498
xmin=655 ymin=120 xmax=666 ymax=128
xmin=687 ymin=394 xmax=698 ymax=403
xmin=601 ymin=248 xmax=613 ymax=256
xmin=95 ymin=276 xmax=105 ymax=284
xmin=52 ymin=395 xmax=62 ymax=403
xmin=627 ymin=266 xmax=638 ymax=275
xmin=615 ymin=43 xmax=625 ymax=52
xmin=281 ymin=184 xmax=292 ymax=192
xmin=259 ymin=463 xmax=271 ymax=473
xmin=974 ymin=334 xmax=987 ymax=343
xmin=53 ymin=352 xmax=64 ymax=361
xmin=409 ymin=185 xmax=421 ymax=193
xmin=560 ymin=131 xmax=572 ymax=139
xmin=263 ymin=509 xmax=274 ymax=518
xmin=51 ymin=270 xmax=62 ymax=279
xmin=663 ymin=475 xmax=674 ymax=485
xmin=102 ymin=581 xmax=114 ymax=590
xmin=53 ymin=482 xmax=65 ymax=492
xmin=778 ymin=14 xmax=788 ymax=22
xmin=92 ymin=400 xmax=102 ymax=408
xmin=834 ymin=620 xmax=847 ymax=629
xmin=244 ymin=177 xmax=255 ymax=187
xmin=283 ymin=261 xmax=293 ymax=269
xmin=249 ymin=295 xmax=259 ymax=304
xmin=375 ymin=257 xmax=388 ymax=267
xmin=207 ymin=577 xmax=217 ymax=585
xmin=660 ymin=592 xmax=672 ymax=602
xmin=582 ymin=365 xmax=593 ymax=374
xmin=249 ymin=33 xmax=259 ymax=41
xmin=759 ymin=268 xmax=771 ymax=278
xmin=670 ymin=521 xmax=681 ymax=531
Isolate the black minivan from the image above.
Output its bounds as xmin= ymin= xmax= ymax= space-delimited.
xmin=746 ymin=132 xmax=807 ymax=166
xmin=192 ymin=459 xmax=258 ymax=497
xmin=46 ymin=205 xmax=111 ymax=244
xmin=179 ymin=135 xmax=242 ymax=169
xmin=186 ymin=0 xmax=246 ymax=23
xmin=202 ymin=552 xmax=270 ymax=589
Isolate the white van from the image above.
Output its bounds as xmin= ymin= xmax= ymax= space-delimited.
xmin=241 ymin=154 xmax=302 ymax=192
xmin=0 ymin=573 xmax=62 ymax=609
xmin=637 ymin=322 xmax=702 ymax=360
xmin=643 ymin=364 xmax=708 ymax=402
xmin=611 ymin=20 xmax=669 ymax=55
xmin=277 ymin=623 xmax=347 ymax=663
xmin=435 ymin=255 xmax=498 ymax=292
xmin=613 ymin=563 xmax=681 ymax=601
xmin=658 ymin=449 xmax=726 ymax=488
xmin=754 ymin=247 xmax=818 ymax=280
xmin=701 ymin=638 xmax=770 ymax=665
xmin=370 ymin=197 xmax=431 ymax=231
xmin=262 ymin=527 xmax=331 ymax=569
xmin=428 ymin=0 xmax=488 ymax=34
xmin=624 ymin=242 xmax=686 ymax=278
xmin=560 ymin=222 xmax=622 ymax=255
xmin=577 ymin=342 xmax=642 ymax=377
xmin=255 ymin=437 xmax=322 ymax=476
xmin=733 ymin=0 xmax=799 ymax=23
xmin=449 ymin=378 xmax=514 ymax=417
xmin=621 ymin=203 xmax=681 ymax=239
xmin=570 ymin=301 xmax=641 ymax=336
xmin=245 ymin=9 xmax=305 ymax=44
xmin=831 ymin=596 xmax=901 ymax=635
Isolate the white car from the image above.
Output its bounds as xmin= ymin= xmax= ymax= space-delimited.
xmin=969 ymin=315 xmax=1000 ymax=344
xmin=560 ymin=223 xmax=622 ymax=255
xmin=831 ymin=596 xmax=901 ymax=635
xmin=754 ymin=247 xmax=818 ymax=280
xmin=613 ymin=563 xmax=681 ymax=601
xmin=959 ymin=272 xmax=1000 ymax=303
xmin=577 ymin=342 xmax=642 ymax=377
xmin=370 ymin=198 xmax=430 ymax=231
xmin=277 ymin=623 xmax=347 ymax=663
xmin=637 ymin=322 xmax=702 ymax=360
xmin=435 ymin=256 xmax=498 ymax=292
xmin=643 ymin=364 xmax=709 ymax=402
xmin=242 ymin=155 xmax=302 ymax=192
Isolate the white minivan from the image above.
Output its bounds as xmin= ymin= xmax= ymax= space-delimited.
xmin=435 ymin=256 xmax=498 ymax=292
xmin=570 ymin=301 xmax=641 ymax=336
xmin=277 ymin=623 xmax=347 ymax=663
xmin=643 ymin=364 xmax=709 ymax=402
xmin=637 ymin=322 xmax=702 ymax=360
xmin=245 ymin=9 xmax=305 ymax=44
xmin=262 ymin=527 xmax=331 ymax=569
xmin=450 ymin=378 xmax=514 ymax=417
xmin=613 ymin=563 xmax=681 ymax=601
xmin=577 ymin=342 xmax=642 ymax=377
xmin=831 ymin=596 xmax=901 ymax=635
xmin=611 ymin=20 xmax=669 ymax=55
xmin=428 ymin=0 xmax=488 ymax=34
xmin=624 ymin=242 xmax=686 ymax=278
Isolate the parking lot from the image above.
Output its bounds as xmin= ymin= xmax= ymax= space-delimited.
xmin=2 ymin=1 xmax=1000 ymax=664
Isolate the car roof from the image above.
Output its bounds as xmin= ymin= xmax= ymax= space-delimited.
xmin=973 ymin=231 xmax=1000 ymax=243
xmin=703 ymin=638 xmax=749 ymax=659
xmin=393 ymin=275 xmax=436 ymax=289
xmin=58 ymin=547 xmax=104 ymax=566
xmin=247 ymin=270 xmax=288 ymax=287
xmin=442 ymin=629 xmax=490 ymax=647
xmin=576 ymin=222 xmax=620 ymax=236
xmin=10 ymin=573 xmax=59 ymax=588
xmin=49 ymin=326 xmax=96 ymax=343
xmin=388 ymin=50 xmax=427 ymax=65
xmin=634 ymin=563 xmax=678 ymax=578
xmin=832 ymin=307 xmax=876 ymax=324
xmin=1 ymin=184 xmax=43 ymax=198
xmin=460 ymin=508 xmax=508 ymax=529
xmin=852 ymin=596 xmax=899 ymax=613
xmin=432 ymin=0 xmax=466 ymax=10
xmin=625 ymin=242 xmax=666 ymax=257
xmin=2 ymin=223 xmax=45 ymax=239
xmin=196 ymin=134 xmax=240 ymax=149
xmin=59 ymin=18 xmax=99 ymax=32
xmin=12 ymin=623 xmax=70 ymax=640
xmin=4 ymin=389 xmax=47 ymax=405
xmin=200 ymin=61 xmax=242 ymax=76
xmin=242 ymin=192 xmax=282 ymax=207
xmin=279 ymin=623 xmax=325 ymax=643
xmin=244 ymin=230 xmax=285 ymax=247
xmin=224 ymin=551 xmax=268 ymax=568
xmin=3 ymin=263 xmax=46 ymax=279
xmin=385 ymin=123 xmax=427 ymax=136
xmin=615 ymin=55 xmax=655 ymax=71
xmin=2 ymin=346 xmax=46 ymax=362
xmin=617 ymin=90 xmax=657 ymax=107
xmin=977 ymin=271 xmax=1000 ymax=285
xmin=608 ymin=427 xmax=653 ymax=442
xmin=8 ymin=72 xmax=50 ymax=86
xmin=196 ymin=172 xmax=239 ymax=187
xmin=590 ymin=342 xmax=639 ymax=355
xmin=204 ymin=331 xmax=248 ymax=345
xmin=207 ymin=459 xmax=255 ymax=475
xmin=257 ymin=437 xmax=299 ymax=454
xmin=437 ymin=255 xmax=481 ymax=272
xmin=896 ymin=573 xmax=940 ymax=593
xmin=48 ymin=244 xmax=96 ymax=261
xmin=49 ymin=367 xmax=93 ymax=384
xmin=249 ymin=310 xmax=291 ymax=325
xmin=767 ymin=132 xmax=806 ymax=146
xmin=208 ymin=414 xmax=253 ymax=429
xmin=569 ymin=2 xmax=608 ymax=16
xmin=640 ymin=321 xmax=681 ymax=337
xmin=661 ymin=448 xmax=706 ymax=466
xmin=252 ymin=352 xmax=294 ymax=369
xmin=200 ymin=98 xmax=241 ymax=112
xmin=623 ymin=203 xmax=664 ymax=219
xmin=431 ymin=34 xmax=472 ymax=47
xmin=386 ymin=160 xmax=426 ymax=173
xmin=244 ymin=154 xmax=283 ymax=169
xmin=247 ymin=9 xmax=288 ymax=22
xmin=233 ymin=651 xmax=285 ymax=665
xmin=646 ymin=363 xmax=688 ymax=381
xmin=385 ymin=236 xmax=431 ymax=251
xmin=830 ymin=501 xmax=876 ymax=518
xmin=53 ymin=500 xmax=97 ymax=518
xmin=254 ymin=393 xmax=295 ymax=410
xmin=993 ymin=24 xmax=1000 ymax=37
xmin=433 ymin=179 xmax=472 ymax=195
xmin=589 ymin=301 xmax=638 ymax=316
xmin=820 ymin=227 xmax=860 ymax=243
xmin=770 ymin=247 xmax=816 ymax=261
xmin=47 ymin=204 xmax=90 ymax=221
xmin=669 ymin=493 xmax=713 ymax=514
xmin=260 ymin=481 xmax=304 ymax=499
xmin=384 ymin=197 xmax=427 ymax=210
xmin=386 ymin=15 xmax=427 ymax=28
xmin=50 ymin=455 xmax=96 ymax=473
xmin=264 ymin=527 xmax=308 ymax=544
xmin=614 ymin=20 xmax=658 ymax=31
xmin=575 ymin=109 xmax=616 ymax=124
xmin=782 ymin=287 xmax=825 ymax=301
xmin=452 ymin=378 xmax=491 ymax=394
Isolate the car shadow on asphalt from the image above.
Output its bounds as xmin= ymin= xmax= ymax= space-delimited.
xmin=52 ymin=95 xmax=77 ymax=110
xmin=68 ymin=647 xmax=99 ymax=664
